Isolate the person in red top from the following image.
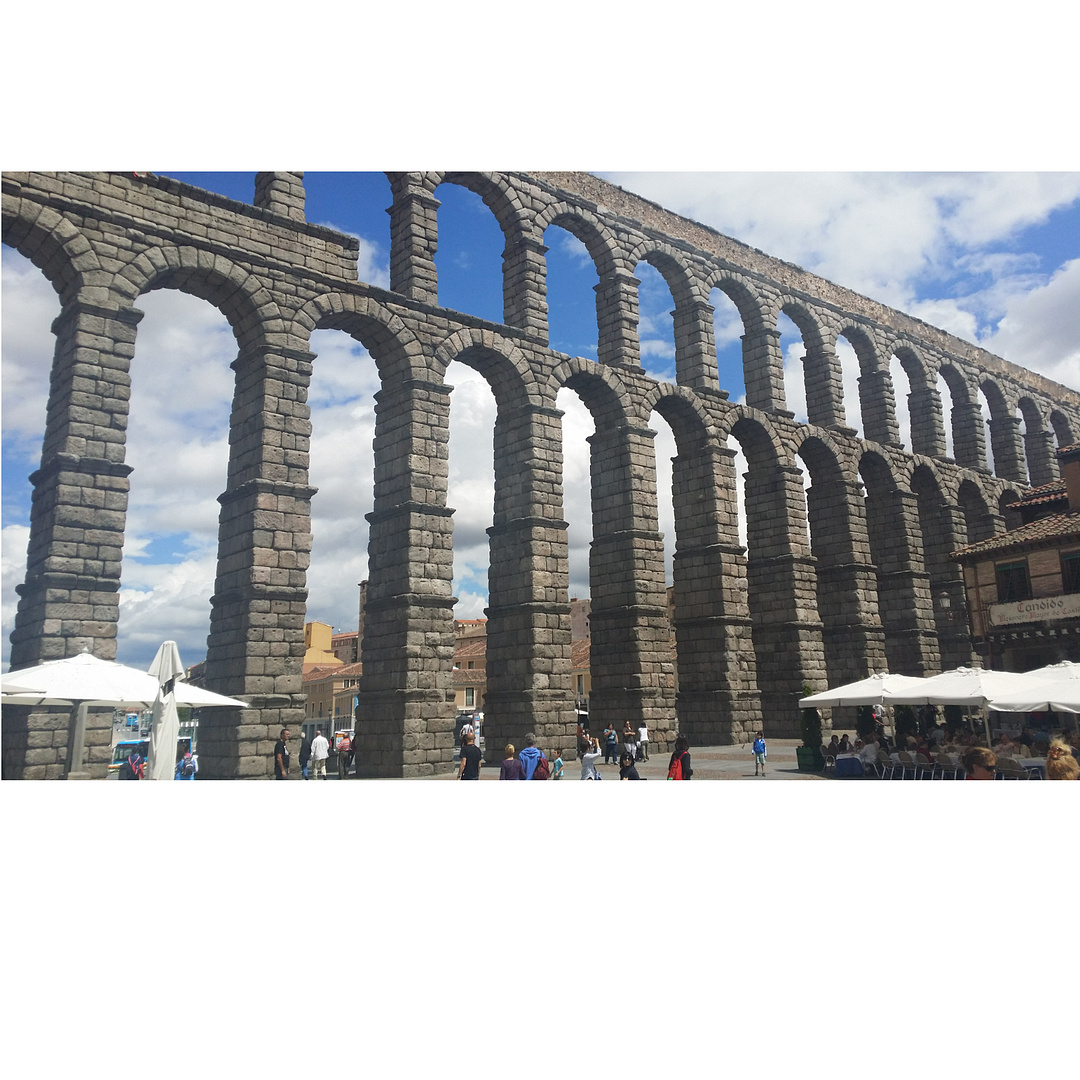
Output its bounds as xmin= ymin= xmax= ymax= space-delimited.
xmin=668 ymin=735 xmax=693 ymax=779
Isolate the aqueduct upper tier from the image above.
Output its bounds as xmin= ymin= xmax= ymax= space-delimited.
xmin=4 ymin=170 xmax=1078 ymax=778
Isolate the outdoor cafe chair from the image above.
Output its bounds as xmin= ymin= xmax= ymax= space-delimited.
xmin=935 ymin=753 xmax=961 ymax=780
xmin=875 ymin=749 xmax=895 ymax=779
xmin=893 ymin=751 xmax=918 ymax=779
xmin=995 ymin=757 xmax=1027 ymax=780
xmin=914 ymin=753 xmax=937 ymax=780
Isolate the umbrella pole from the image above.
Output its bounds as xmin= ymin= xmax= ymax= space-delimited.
xmin=66 ymin=702 xmax=91 ymax=780
xmin=983 ymin=705 xmax=992 ymax=749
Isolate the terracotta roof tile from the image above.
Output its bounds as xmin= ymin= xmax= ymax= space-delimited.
xmin=954 ymin=509 xmax=1080 ymax=559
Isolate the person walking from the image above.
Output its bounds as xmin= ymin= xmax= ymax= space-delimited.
xmin=637 ymin=722 xmax=649 ymax=761
xmin=551 ymin=749 xmax=565 ymax=780
xmin=119 ymin=746 xmax=144 ymax=780
xmin=337 ymin=731 xmax=352 ymax=780
xmin=622 ymin=721 xmax=637 ymax=762
xmin=499 ymin=743 xmax=526 ymax=780
xmin=174 ymin=750 xmax=198 ymax=780
xmin=667 ymin=735 xmax=693 ymax=780
xmin=310 ymin=728 xmax=330 ymax=780
xmin=458 ymin=731 xmax=482 ymax=779
xmin=274 ymin=728 xmax=291 ymax=780
xmin=298 ymin=733 xmax=312 ymax=780
xmin=752 ymin=732 xmax=767 ymax=776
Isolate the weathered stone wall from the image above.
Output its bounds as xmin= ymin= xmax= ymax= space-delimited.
xmin=3 ymin=170 xmax=1078 ymax=777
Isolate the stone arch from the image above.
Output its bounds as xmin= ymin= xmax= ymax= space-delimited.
xmin=780 ymin=299 xmax=840 ymax=428
xmin=957 ymin=477 xmax=999 ymax=544
xmin=999 ymin=486 xmax=1025 ymax=532
xmin=892 ymin=343 xmax=946 ymax=457
xmin=797 ymin=432 xmax=886 ymax=689
xmin=859 ymin=450 xmax=939 ymax=674
xmin=707 ymin=272 xmax=781 ymax=412
xmin=1050 ymin=409 xmax=1075 ymax=448
xmin=832 ymin=322 xmax=899 ymax=445
xmin=727 ymin=412 xmax=822 ymax=735
xmin=911 ymin=463 xmax=971 ymax=670
xmin=937 ymin=363 xmax=985 ymax=469
xmin=1017 ymin=395 xmax=1056 ymax=485
xmin=555 ymin=359 xmax=675 ymax=743
xmin=979 ymin=376 xmax=1025 ymax=481
xmin=1 ymin=197 xmax=102 ymax=306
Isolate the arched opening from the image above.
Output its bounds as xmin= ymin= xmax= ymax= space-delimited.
xmin=836 ymin=333 xmax=863 ymax=437
xmin=1 ymin=247 xmax=62 ymax=668
xmin=433 ymin=181 xmax=504 ymax=323
xmin=543 ymin=224 xmax=599 ymax=360
xmin=779 ymin=312 xmax=808 ymax=422
xmin=710 ymin=287 xmax=745 ymax=401
xmin=887 ymin=353 xmax=913 ymax=451
xmin=633 ymin=260 xmax=677 ymax=383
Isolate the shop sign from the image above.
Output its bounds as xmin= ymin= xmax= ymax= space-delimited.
xmin=988 ymin=593 xmax=1080 ymax=627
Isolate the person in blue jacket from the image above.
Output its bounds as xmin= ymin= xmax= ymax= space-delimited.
xmin=518 ymin=732 xmax=546 ymax=779
xmin=752 ymin=732 xmax=767 ymax=776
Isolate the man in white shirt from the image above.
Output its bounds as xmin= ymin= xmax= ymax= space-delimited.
xmin=637 ymin=723 xmax=649 ymax=761
xmin=310 ymin=729 xmax=330 ymax=780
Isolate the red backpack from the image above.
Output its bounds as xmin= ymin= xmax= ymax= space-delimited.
xmin=667 ymin=753 xmax=683 ymax=781
xmin=532 ymin=754 xmax=550 ymax=780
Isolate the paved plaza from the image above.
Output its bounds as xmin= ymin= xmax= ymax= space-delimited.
xmin=426 ymin=737 xmax=829 ymax=780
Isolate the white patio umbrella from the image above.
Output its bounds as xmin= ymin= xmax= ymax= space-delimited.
xmin=146 ymin=640 xmax=185 ymax=781
xmin=886 ymin=666 xmax=1054 ymax=747
xmin=986 ymin=662 xmax=1080 ymax=717
xmin=2 ymin=648 xmax=247 ymax=777
xmin=799 ymin=672 xmax=928 ymax=708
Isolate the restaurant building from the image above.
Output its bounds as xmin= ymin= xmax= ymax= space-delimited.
xmin=954 ymin=444 xmax=1080 ymax=671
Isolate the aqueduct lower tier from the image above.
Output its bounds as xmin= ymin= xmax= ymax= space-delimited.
xmin=3 ymin=170 xmax=1079 ymax=778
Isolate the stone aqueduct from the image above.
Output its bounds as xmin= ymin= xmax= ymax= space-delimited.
xmin=3 ymin=170 xmax=1079 ymax=779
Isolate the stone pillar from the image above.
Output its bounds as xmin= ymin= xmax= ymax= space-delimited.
xmin=254 ymin=172 xmax=306 ymax=222
xmin=806 ymin=477 xmax=888 ymax=685
xmin=988 ymin=414 xmax=1026 ymax=482
xmin=935 ymin=503 xmax=976 ymax=670
xmin=482 ymin=403 xmax=576 ymax=762
xmin=802 ymin=341 xmax=846 ymax=428
xmin=672 ymin=299 xmax=722 ymax=392
xmin=670 ymin=444 xmax=760 ymax=744
xmin=744 ymin=463 xmax=826 ymax=737
xmin=387 ymin=178 xmax=440 ymax=305
xmin=356 ymin=376 xmax=457 ymax=777
xmin=595 ymin=268 xmax=640 ymax=368
xmin=858 ymin=368 xmax=902 ymax=446
xmin=502 ymin=233 xmax=548 ymax=341
xmin=585 ymin=424 xmax=676 ymax=751
xmin=4 ymin=298 xmax=141 ymax=779
xmin=950 ymin=397 xmax=986 ymax=470
xmin=865 ymin=487 xmax=940 ymax=675
xmin=199 ymin=343 xmax=317 ymax=778
xmin=741 ymin=328 xmax=786 ymax=413
xmin=1023 ymin=427 xmax=1056 ymax=487
xmin=908 ymin=383 xmax=948 ymax=458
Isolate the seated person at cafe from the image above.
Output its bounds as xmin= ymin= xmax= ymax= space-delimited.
xmin=825 ymin=735 xmax=841 ymax=758
xmin=994 ymin=732 xmax=1019 ymax=758
xmin=838 ymin=734 xmax=851 ymax=754
xmin=858 ymin=738 xmax=880 ymax=771
xmin=961 ymin=745 xmax=997 ymax=779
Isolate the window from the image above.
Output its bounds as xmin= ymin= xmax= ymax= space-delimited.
xmin=1062 ymin=552 xmax=1080 ymax=595
xmin=996 ymin=560 xmax=1032 ymax=603
xmin=465 ymin=688 xmax=475 ymax=708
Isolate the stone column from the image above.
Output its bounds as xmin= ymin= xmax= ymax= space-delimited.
xmin=865 ymin=488 xmax=940 ymax=674
xmin=744 ymin=463 xmax=826 ymax=737
xmin=254 ymin=172 xmax=306 ymax=222
xmin=197 ymin=343 xmax=317 ymax=778
xmin=595 ymin=268 xmax=640 ymax=368
xmin=672 ymin=299 xmax=721 ymax=392
xmin=858 ymin=368 xmax=902 ymax=446
xmin=387 ymin=178 xmax=440 ymax=305
xmin=806 ymin=477 xmax=887 ymax=686
xmin=482 ymin=403 xmax=576 ymax=762
xmin=934 ymin=503 xmax=975 ymax=670
xmin=988 ymin=414 xmax=1026 ymax=482
xmin=356 ymin=376 xmax=457 ymax=777
xmin=802 ymin=341 xmax=846 ymax=428
xmin=950 ymin=397 xmax=986 ymax=470
xmin=585 ymin=424 xmax=676 ymax=751
xmin=4 ymin=298 xmax=142 ymax=779
xmin=740 ymin=327 xmax=785 ymax=413
xmin=502 ymin=233 xmax=548 ymax=341
xmin=1023 ymin=427 xmax=1056 ymax=487
xmin=670 ymin=444 xmax=760 ymax=744
xmin=908 ymin=383 xmax=947 ymax=458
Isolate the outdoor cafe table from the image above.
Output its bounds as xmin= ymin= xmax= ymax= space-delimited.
xmin=1018 ymin=758 xmax=1047 ymax=778
xmin=834 ymin=753 xmax=864 ymax=778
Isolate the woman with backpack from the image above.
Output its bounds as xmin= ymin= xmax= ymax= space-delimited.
xmin=667 ymin=735 xmax=692 ymax=780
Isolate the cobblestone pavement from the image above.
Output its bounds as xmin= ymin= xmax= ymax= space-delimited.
xmin=424 ymin=737 xmax=832 ymax=780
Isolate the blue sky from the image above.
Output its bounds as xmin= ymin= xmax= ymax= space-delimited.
xmin=4 ymin=171 xmax=1080 ymax=670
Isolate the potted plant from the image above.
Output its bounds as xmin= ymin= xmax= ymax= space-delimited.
xmin=797 ymin=692 xmax=825 ymax=771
